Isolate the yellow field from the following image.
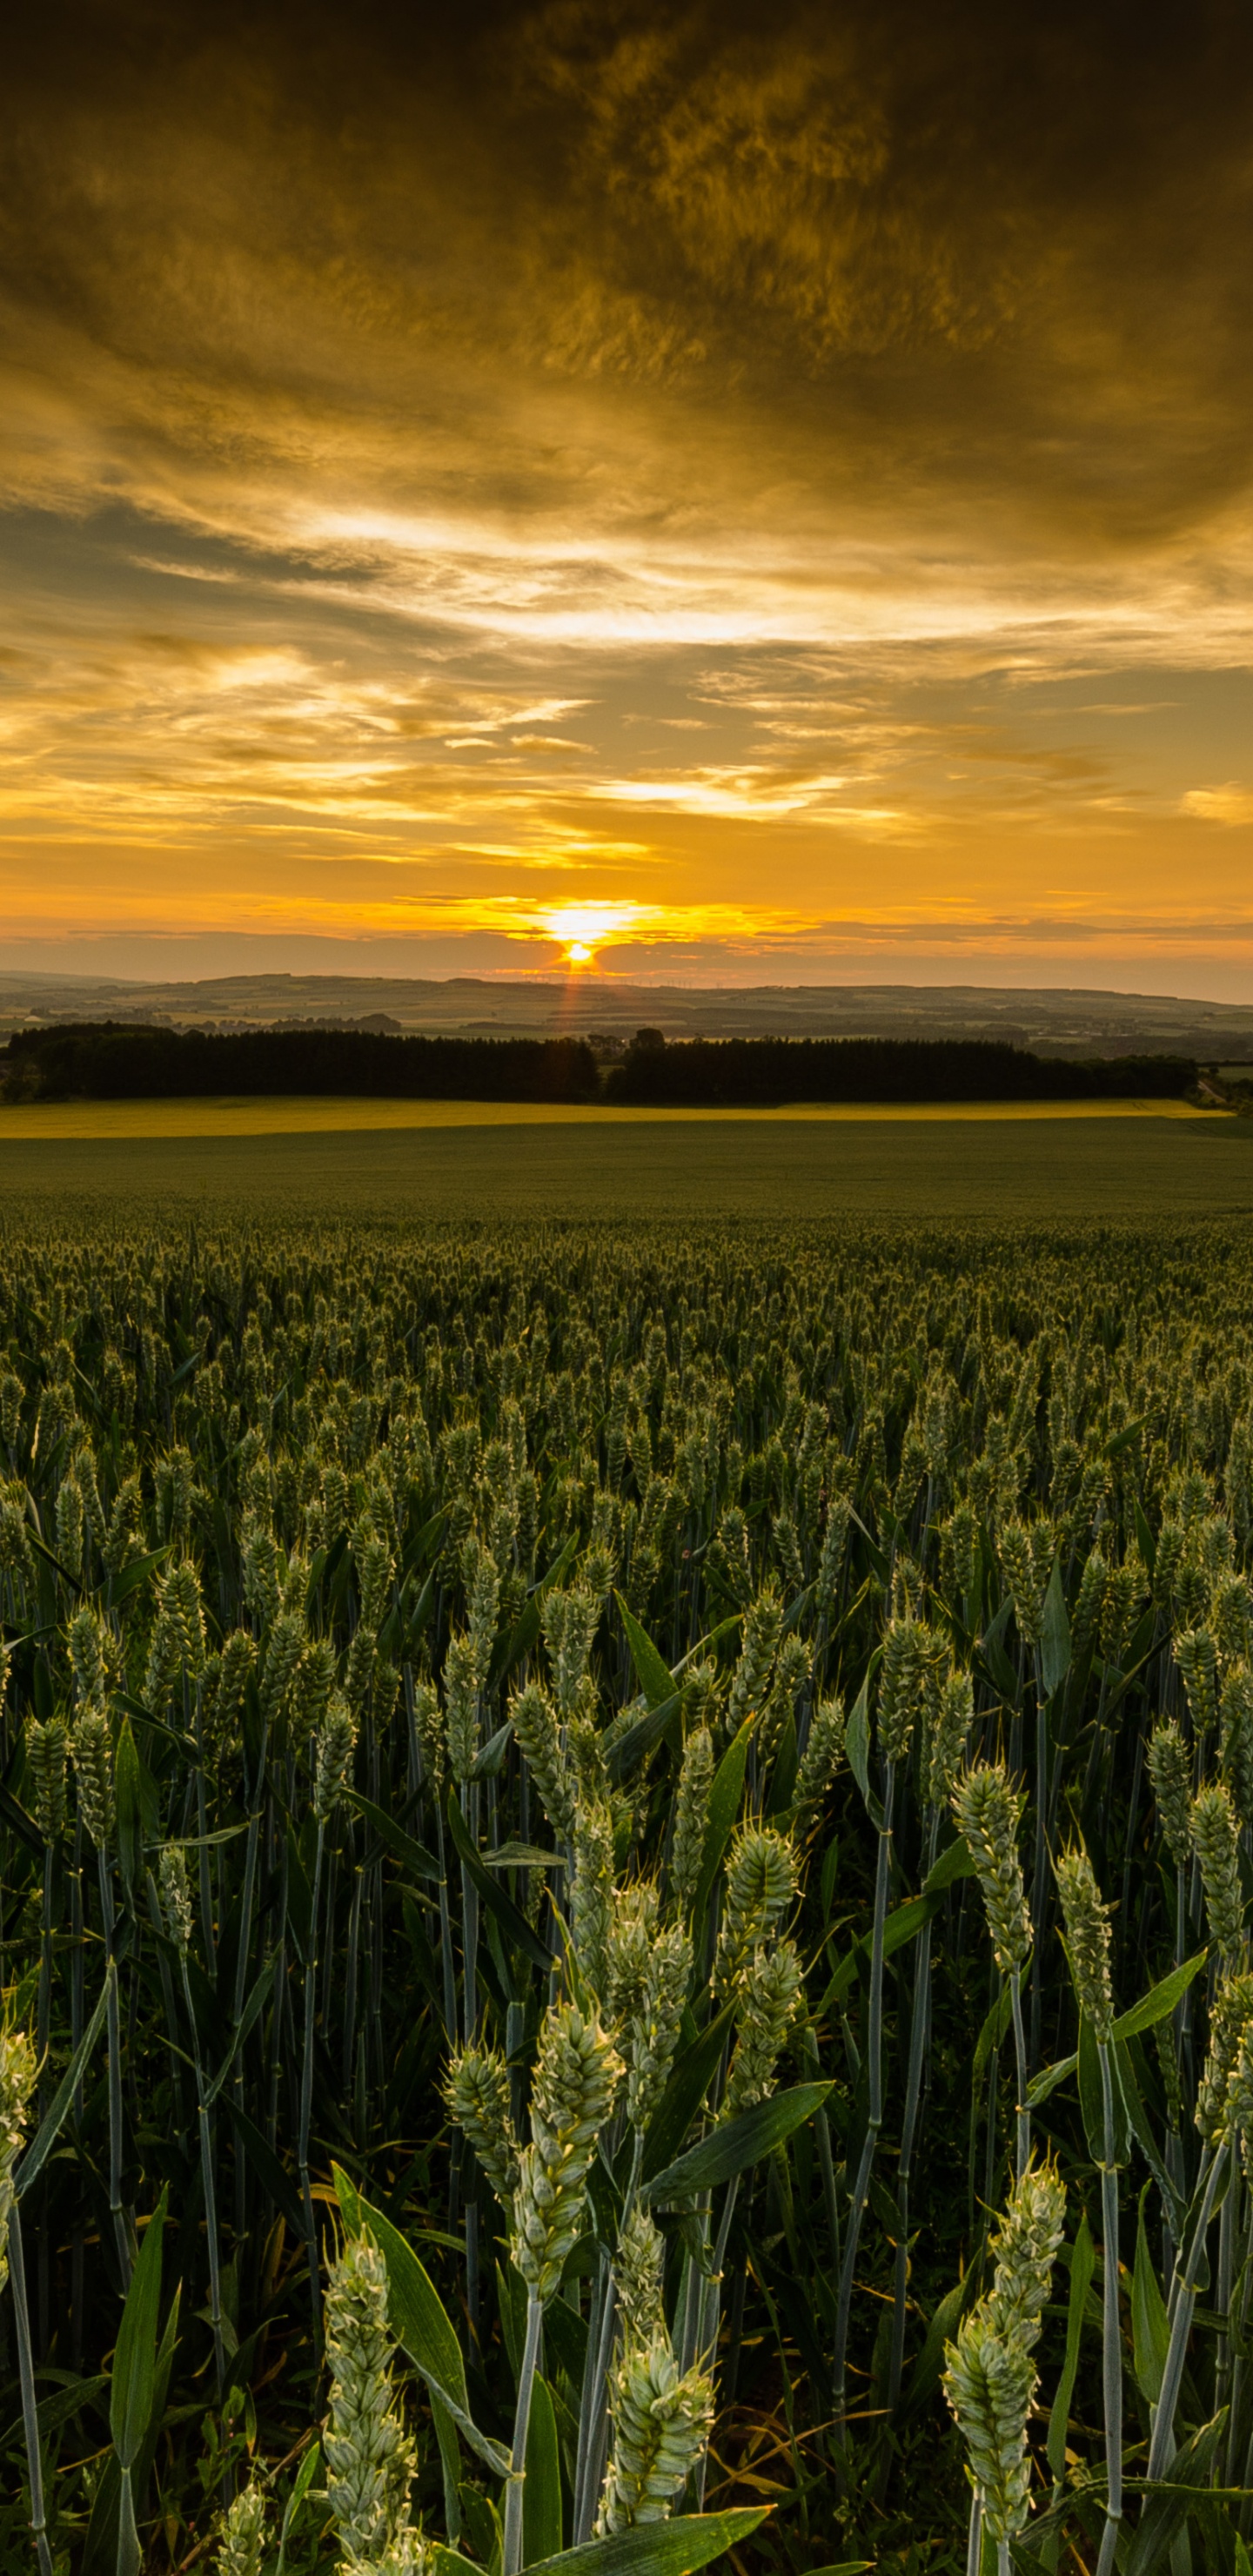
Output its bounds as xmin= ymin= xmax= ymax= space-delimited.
xmin=0 ymin=1094 xmax=1223 ymax=1140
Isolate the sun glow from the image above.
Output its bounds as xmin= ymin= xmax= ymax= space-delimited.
xmin=539 ymin=902 xmax=642 ymax=968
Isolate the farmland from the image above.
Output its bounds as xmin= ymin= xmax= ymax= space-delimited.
xmin=1 ymin=1192 xmax=1253 ymax=2576
xmin=0 ymin=1097 xmax=1218 ymax=1138
xmin=0 ymin=1105 xmax=1248 ymax=1226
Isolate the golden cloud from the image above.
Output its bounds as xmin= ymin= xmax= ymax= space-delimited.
xmin=0 ymin=1 xmax=1250 ymax=977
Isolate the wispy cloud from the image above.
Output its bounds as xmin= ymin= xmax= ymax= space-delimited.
xmin=0 ymin=0 xmax=1250 ymax=979
xmin=1181 ymin=783 xmax=1253 ymax=825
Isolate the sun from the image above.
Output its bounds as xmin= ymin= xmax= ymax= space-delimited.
xmin=539 ymin=902 xmax=640 ymax=969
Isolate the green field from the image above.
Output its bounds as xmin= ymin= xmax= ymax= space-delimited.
xmin=3 ymin=1168 xmax=1253 ymax=2576
xmin=0 ymin=1109 xmax=1249 ymax=1222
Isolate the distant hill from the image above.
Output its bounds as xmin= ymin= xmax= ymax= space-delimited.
xmin=0 ymin=969 xmax=1250 ymax=1061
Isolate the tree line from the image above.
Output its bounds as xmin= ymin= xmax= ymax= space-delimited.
xmin=606 ymin=1032 xmax=1196 ymax=1104
xmin=1 ymin=1020 xmax=1199 ymax=1104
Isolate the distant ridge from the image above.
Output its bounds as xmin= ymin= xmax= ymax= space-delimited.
xmin=0 ymin=972 xmax=1250 ymax=1062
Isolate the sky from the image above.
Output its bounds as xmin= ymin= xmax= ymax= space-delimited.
xmin=2 ymin=0 xmax=1252 ymax=996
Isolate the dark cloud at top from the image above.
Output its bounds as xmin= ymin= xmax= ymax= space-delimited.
xmin=3 ymin=0 xmax=1252 ymax=542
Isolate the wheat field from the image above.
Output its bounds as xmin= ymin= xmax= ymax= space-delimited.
xmin=0 ymin=1212 xmax=1251 ymax=2576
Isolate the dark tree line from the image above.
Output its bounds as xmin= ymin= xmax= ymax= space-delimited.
xmin=1 ymin=1023 xmax=600 ymax=1103
xmin=2 ymin=1021 xmax=1198 ymax=1105
xmin=602 ymin=1033 xmax=1197 ymax=1105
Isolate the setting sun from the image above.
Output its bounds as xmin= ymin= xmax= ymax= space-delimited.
xmin=539 ymin=903 xmax=642 ymax=969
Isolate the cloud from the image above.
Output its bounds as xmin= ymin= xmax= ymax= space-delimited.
xmin=1181 ymin=783 xmax=1253 ymax=825
xmin=0 ymin=0 xmax=1250 ymax=979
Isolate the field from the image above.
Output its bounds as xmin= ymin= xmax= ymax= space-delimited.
xmin=0 ymin=1097 xmax=1218 ymax=1138
xmin=0 ymin=1106 xmax=1249 ymax=1225
xmin=2 ymin=1173 xmax=1253 ymax=2576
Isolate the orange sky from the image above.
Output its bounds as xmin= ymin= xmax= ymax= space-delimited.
xmin=2 ymin=0 xmax=1251 ymax=993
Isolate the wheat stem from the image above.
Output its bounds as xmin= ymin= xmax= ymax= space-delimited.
xmin=1147 ymin=2138 xmax=1227 ymax=2481
xmin=7 ymin=2204 xmax=53 ymax=2576
xmin=502 ymin=2292 xmax=543 ymax=2576
xmin=834 ymin=1757 xmax=895 ymax=2425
